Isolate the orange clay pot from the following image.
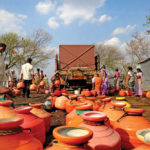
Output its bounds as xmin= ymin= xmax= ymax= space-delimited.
xmin=46 ymin=126 xmax=93 ymax=150
xmin=39 ymin=80 xmax=45 ymax=87
xmin=66 ymin=101 xmax=84 ymax=113
xmin=97 ymin=95 xmax=106 ymax=99
xmin=9 ymin=81 xmax=13 ymax=87
xmin=17 ymin=81 xmax=25 ymax=89
xmin=99 ymin=97 xmax=112 ymax=112
xmin=66 ymin=103 xmax=93 ymax=126
xmin=112 ymin=108 xmax=150 ymax=150
xmin=84 ymin=90 xmax=91 ymax=97
xmin=0 ymin=100 xmax=17 ymax=119
xmin=30 ymin=84 xmax=37 ymax=91
xmin=0 ymin=117 xmax=43 ymax=150
xmin=54 ymin=80 xmax=61 ymax=87
xmin=15 ymin=106 xmax=46 ymax=144
xmin=80 ymin=111 xmax=121 ymax=150
xmin=146 ymin=91 xmax=150 ymax=98
xmin=55 ymin=96 xmax=70 ymax=110
xmin=119 ymin=89 xmax=126 ymax=96
xmin=91 ymin=90 xmax=97 ymax=96
xmin=30 ymin=103 xmax=51 ymax=132
xmin=133 ymin=145 xmax=150 ymax=150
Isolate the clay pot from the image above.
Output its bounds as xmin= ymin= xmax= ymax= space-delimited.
xmin=39 ymin=80 xmax=45 ymax=87
xmin=80 ymin=111 xmax=121 ymax=150
xmin=54 ymin=80 xmax=61 ymax=87
xmin=55 ymin=96 xmax=70 ymax=110
xmin=61 ymin=88 xmax=67 ymax=94
xmin=15 ymin=106 xmax=46 ymax=144
xmin=54 ymin=89 xmax=62 ymax=96
xmin=17 ymin=82 xmax=25 ymax=89
xmin=84 ymin=90 xmax=91 ymax=97
xmin=0 ymin=86 xmax=10 ymax=94
xmin=0 ymin=100 xmax=17 ymax=119
xmin=119 ymin=89 xmax=126 ymax=96
xmin=46 ymin=126 xmax=93 ymax=150
xmin=30 ymin=84 xmax=37 ymax=91
xmin=30 ymin=103 xmax=51 ymax=132
xmin=66 ymin=103 xmax=93 ymax=126
xmin=91 ymin=90 xmax=96 ymax=96
xmin=112 ymin=108 xmax=150 ymax=149
xmin=0 ymin=117 xmax=43 ymax=150
xmin=146 ymin=91 xmax=150 ymax=98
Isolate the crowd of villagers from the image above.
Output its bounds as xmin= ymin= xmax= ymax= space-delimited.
xmin=92 ymin=65 xmax=143 ymax=98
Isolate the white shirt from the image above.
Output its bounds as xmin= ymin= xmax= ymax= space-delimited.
xmin=21 ymin=63 xmax=34 ymax=80
xmin=92 ymin=77 xmax=95 ymax=83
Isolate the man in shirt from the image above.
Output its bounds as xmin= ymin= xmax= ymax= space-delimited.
xmin=0 ymin=43 xmax=7 ymax=87
xmin=20 ymin=58 xmax=34 ymax=98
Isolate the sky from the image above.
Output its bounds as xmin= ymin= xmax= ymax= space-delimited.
xmin=0 ymin=0 xmax=149 ymax=77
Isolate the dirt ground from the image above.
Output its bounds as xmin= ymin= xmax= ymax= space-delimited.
xmin=13 ymin=92 xmax=150 ymax=149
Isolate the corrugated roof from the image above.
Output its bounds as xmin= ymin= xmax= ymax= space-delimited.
xmin=59 ymin=45 xmax=95 ymax=70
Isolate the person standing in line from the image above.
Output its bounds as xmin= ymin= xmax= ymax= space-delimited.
xmin=43 ymin=75 xmax=49 ymax=88
xmin=20 ymin=58 xmax=34 ymax=98
xmin=134 ymin=68 xmax=143 ymax=97
xmin=101 ymin=65 xmax=109 ymax=95
xmin=34 ymin=68 xmax=40 ymax=85
xmin=94 ymin=74 xmax=102 ymax=96
xmin=114 ymin=68 xmax=120 ymax=92
xmin=92 ymin=74 xmax=97 ymax=89
xmin=126 ymin=66 xmax=135 ymax=95
xmin=40 ymin=70 xmax=44 ymax=81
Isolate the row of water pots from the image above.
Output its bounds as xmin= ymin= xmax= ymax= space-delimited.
xmin=47 ymin=92 xmax=150 ymax=150
xmin=0 ymin=100 xmax=51 ymax=150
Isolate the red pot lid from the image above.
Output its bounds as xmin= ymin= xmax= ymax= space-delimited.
xmin=0 ymin=100 xmax=13 ymax=106
xmin=53 ymin=126 xmax=93 ymax=145
xmin=0 ymin=117 xmax=24 ymax=129
xmin=124 ymin=108 xmax=145 ymax=115
xmin=111 ymin=100 xmax=126 ymax=108
xmin=81 ymin=111 xmax=107 ymax=122
xmin=102 ymin=97 xmax=112 ymax=102
xmin=15 ymin=106 xmax=32 ymax=114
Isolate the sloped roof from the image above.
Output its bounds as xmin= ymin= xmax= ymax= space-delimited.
xmin=59 ymin=45 xmax=95 ymax=70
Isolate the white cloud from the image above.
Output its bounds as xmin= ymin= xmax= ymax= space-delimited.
xmin=0 ymin=9 xmax=27 ymax=35
xmin=99 ymin=14 xmax=112 ymax=23
xmin=48 ymin=17 xmax=59 ymax=29
xmin=35 ymin=0 xmax=56 ymax=15
xmin=57 ymin=0 xmax=105 ymax=24
xmin=112 ymin=24 xmax=136 ymax=35
xmin=104 ymin=37 xmax=120 ymax=46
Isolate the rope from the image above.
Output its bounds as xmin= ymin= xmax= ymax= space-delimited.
xmin=51 ymin=139 xmax=84 ymax=149
xmin=0 ymin=127 xmax=23 ymax=136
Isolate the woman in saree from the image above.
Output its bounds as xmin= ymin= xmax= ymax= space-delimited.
xmin=101 ymin=65 xmax=109 ymax=95
xmin=134 ymin=68 xmax=143 ymax=97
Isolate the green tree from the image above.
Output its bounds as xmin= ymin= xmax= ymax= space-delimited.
xmin=0 ymin=29 xmax=55 ymax=70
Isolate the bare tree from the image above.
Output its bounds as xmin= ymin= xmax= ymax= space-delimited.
xmin=126 ymin=32 xmax=150 ymax=63
xmin=95 ymin=43 xmax=124 ymax=74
